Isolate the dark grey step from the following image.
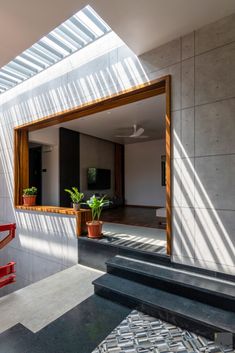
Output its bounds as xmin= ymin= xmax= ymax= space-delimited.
xmin=93 ymin=274 xmax=235 ymax=341
xmin=78 ymin=236 xmax=170 ymax=272
xmin=106 ymin=256 xmax=235 ymax=311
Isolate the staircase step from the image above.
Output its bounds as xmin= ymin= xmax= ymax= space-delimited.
xmin=93 ymin=274 xmax=235 ymax=341
xmin=106 ymin=256 xmax=235 ymax=311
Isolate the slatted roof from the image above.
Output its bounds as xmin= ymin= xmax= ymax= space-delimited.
xmin=0 ymin=5 xmax=111 ymax=94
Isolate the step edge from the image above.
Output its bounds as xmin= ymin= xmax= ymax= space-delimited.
xmin=106 ymin=254 xmax=235 ymax=283
xmin=107 ymin=257 xmax=235 ymax=285
xmin=94 ymin=279 xmax=234 ymax=334
xmin=93 ymin=275 xmax=235 ymax=333
xmin=106 ymin=261 xmax=235 ymax=300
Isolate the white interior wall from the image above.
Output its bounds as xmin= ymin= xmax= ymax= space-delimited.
xmin=80 ymin=134 xmax=115 ymax=198
xmin=29 ymin=129 xmax=59 ymax=206
xmin=125 ymin=139 xmax=166 ymax=207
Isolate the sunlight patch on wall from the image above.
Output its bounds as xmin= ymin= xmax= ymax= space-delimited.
xmin=173 ymin=131 xmax=234 ymax=271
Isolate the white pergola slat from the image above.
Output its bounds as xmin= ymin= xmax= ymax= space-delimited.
xmin=0 ymin=5 xmax=111 ymax=94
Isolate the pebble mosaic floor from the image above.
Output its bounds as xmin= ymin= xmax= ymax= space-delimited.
xmin=92 ymin=310 xmax=234 ymax=353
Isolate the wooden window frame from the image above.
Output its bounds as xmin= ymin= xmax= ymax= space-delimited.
xmin=14 ymin=75 xmax=172 ymax=254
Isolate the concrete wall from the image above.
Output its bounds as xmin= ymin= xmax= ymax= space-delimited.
xmin=80 ymin=134 xmax=115 ymax=198
xmin=168 ymin=14 xmax=235 ymax=275
xmin=125 ymin=140 xmax=166 ymax=207
xmin=29 ymin=129 xmax=59 ymax=206
xmin=0 ymin=12 xmax=235 ymax=294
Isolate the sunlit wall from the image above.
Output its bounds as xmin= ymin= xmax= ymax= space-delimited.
xmin=0 ymin=12 xmax=234 ymax=294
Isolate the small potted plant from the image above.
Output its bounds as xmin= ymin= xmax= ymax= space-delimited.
xmin=64 ymin=187 xmax=84 ymax=211
xmin=86 ymin=195 xmax=109 ymax=238
xmin=23 ymin=186 xmax=37 ymax=206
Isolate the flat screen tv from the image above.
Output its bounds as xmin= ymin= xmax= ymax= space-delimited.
xmin=87 ymin=168 xmax=111 ymax=190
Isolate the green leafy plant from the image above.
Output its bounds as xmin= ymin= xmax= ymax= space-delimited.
xmin=86 ymin=195 xmax=109 ymax=222
xmin=64 ymin=187 xmax=84 ymax=204
xmin=23 ymin=186 xmax=37 ymax=196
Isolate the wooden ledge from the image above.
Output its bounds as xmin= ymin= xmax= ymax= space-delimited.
xmin=15 ymin=205 xmax=90 ymax=215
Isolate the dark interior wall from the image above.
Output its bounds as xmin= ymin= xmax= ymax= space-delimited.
xmin=59 ymin=128 xmax=80 ymax=207
xmin=114 ymin=143 xmax=125 ymax=202
xmin=79 ymin=133 xmax=115 ymax=198
xmin=29 ymin=146 xmax=42 ymax=205
xmin=59 ymin=128 xmax=124 ymax=205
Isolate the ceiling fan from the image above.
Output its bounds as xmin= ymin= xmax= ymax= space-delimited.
xmin=115 ymin=124 xmax=149 ymax=139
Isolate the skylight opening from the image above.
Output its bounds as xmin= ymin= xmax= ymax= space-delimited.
xmin=1 ymin=67 xmax=25 ymax=81
xmin=15 ymin=56 xmax=42 ymax=72
xmin=0 ymin=5 xmax=111 ymax=94
xmin=75 ymin=12 xmax=103 ymax=37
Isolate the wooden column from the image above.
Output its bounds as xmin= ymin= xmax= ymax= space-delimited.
xmin=14 ymin=129 xmax=29 ymax=206
xmin=165 ymin=76 xmax=172 ymax=256
xmin=76 ymin=210 xmax=92 ymax=236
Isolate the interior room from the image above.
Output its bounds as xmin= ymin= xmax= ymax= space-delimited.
xmin=28 ymin=94 xmax=167 ymax=254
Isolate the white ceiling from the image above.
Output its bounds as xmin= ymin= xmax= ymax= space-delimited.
xmin=30 ymin=94 xmax=166 ymax=145
xmin=1 ymin=0 xmax=235 ymax=67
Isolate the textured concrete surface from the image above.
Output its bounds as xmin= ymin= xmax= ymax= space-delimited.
xmin=195 ymin=98 xmax=235 ymax=156
xmin=182 ymin=57 xmax=195 ymax=109
xmin=182 ymin=32 xmax=195 ymax=60
xmin=195 ymin=42 xmax=235 ymax=105
xmin=195 ymin=13 xmax=235 ymax=55
xmin=0 ymin=264 xmax=103 ymax=334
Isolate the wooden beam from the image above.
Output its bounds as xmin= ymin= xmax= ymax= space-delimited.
xmin=15 ymin=77 xmax=166 ymax=132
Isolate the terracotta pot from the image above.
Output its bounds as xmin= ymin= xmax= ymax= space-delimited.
xmin=23 ymin=195 xmax=36 ymax=206
xmin=86 ymin=221 xmax=103 ymax=238
xmin=73 ymin=203 xmax=80 ymax=211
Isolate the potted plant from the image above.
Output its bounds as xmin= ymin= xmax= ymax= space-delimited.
xmin=86 ymin=195 xmax=109 ymax=238
xmin=64 ymin=187 xmax=84 ymax=211
xmin=23 ymin=186 xmax=37 ymax=206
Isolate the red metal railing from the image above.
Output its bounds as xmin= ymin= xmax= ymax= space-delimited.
xmin=0 ymin=223 xmax=16 ymax=288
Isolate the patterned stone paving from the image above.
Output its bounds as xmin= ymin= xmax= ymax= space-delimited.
xmin=92 ymin=310 xmax=234 ymax=353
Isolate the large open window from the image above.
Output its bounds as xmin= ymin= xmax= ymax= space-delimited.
xmin=14 ymin=76 xmax=172 ymax=254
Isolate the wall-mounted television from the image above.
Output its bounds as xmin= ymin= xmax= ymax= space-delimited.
xmin=87 ymin=168 xmax=111 ymax=190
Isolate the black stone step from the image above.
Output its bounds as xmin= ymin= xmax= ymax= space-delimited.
xmin=93 ymin=274 xmax=235 ymax=341
xmin=106 ymin=256 xmax=235 ymax=312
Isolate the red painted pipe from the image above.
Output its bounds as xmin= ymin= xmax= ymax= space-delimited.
xmin=0 ymin=275 xmax=16 ymax=289
xmin=0 ymin=262 xmax=15 ymax=278
xmin=0 ymin=223 xmax=16 ymax=250
xmin=0 ymin=223 xmax=16 ymax=289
